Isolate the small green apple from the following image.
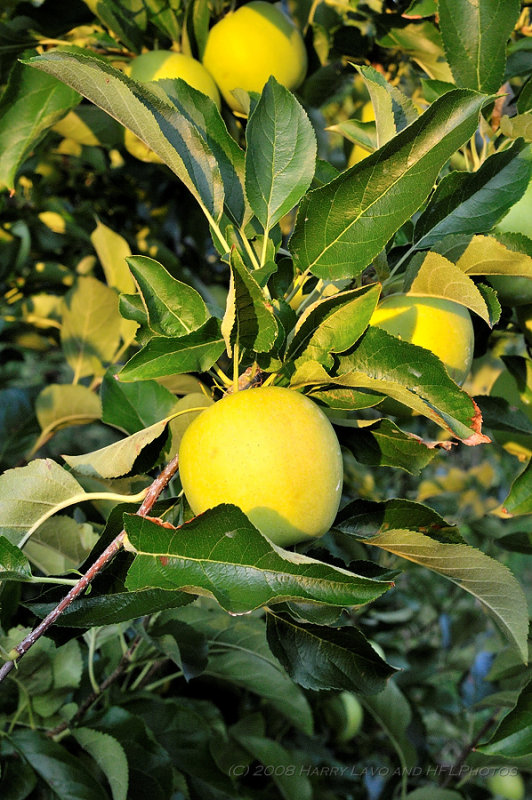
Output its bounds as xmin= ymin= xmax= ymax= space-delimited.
xmin=487 ymin=771 xmax=525 ymax=800
xmin=486 ymin=276 xmax=532 ymax=307
xmin=178 ymin=386 xmax=343 ymax=547
xmin=323 ymin=691 xmax=364 ymax=743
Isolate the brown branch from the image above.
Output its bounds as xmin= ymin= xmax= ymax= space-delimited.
xmin=0 ymin=454 xmax=180 ymax=685
xmin=46 ymin=635 xmax=143 ymax=738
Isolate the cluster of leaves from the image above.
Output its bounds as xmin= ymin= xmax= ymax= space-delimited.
xmin=1 ymin=0 xmax=532 ymax=798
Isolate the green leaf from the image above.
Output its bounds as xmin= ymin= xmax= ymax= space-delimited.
xmin=357 ymin=64 xmax=418 ymax=146
xmin=174 ymin=603 xmax=313 ymax=733
xmin=285 ymin=284 xmax=381 ymax=368
xmin=91 ymin=221 xmax=137 ymax=347
xmin=10 ymin=729 xmax=108 ymax=800
xmin=0 ymin=536 xmax=32 ymax=582
xmin=72 ymin=729 xmax=129 ymax=800
xmin=119 ymin=318 xmax=225 ymax=381
xmin=500 ymin=112 xmax=532 ymax=142
xmin=362 ymin=681 xmax=417 ymax=771
xmin=405 ymin=783 xmax=463 ymax=800
xmin=501 ymin=460 xmax=532 ymax=516
xmin=91 ymin=221 xmax=135 ymax=295
xmin=221 ymin=249 xmax=279 ymax=357
xmin=36 ymin=384 xmax=102 ymax=436
xmin=368 ymin=529 xmax=529 ymax=662
xmin=61 ymin=277 xmax=122 ymax=380
xmin=245 ymin=77 xmax=316 ymax=236
xmin=62 ymin=416 xmax=170 ymax=478
xmin=306 ymin=385 xmax=383 ymax=412
xmin=160 ymin=76 xmax=248 ymax=226
xmin=405 ymin=251 xmax=491 ymax=323
xmin=414 ymin=141 xmax=532 ymax=249
xmin=341 ymin=418 xmax=441 ymax=475
xmin=231 ymin=734 xmax=312 ymax=800
xmin=331 ymin=328 xmax=487 ymax=444
xmin=438 ymin=234 xmax=532 ymax=280
xmin=126 ymin=255 xmax=210 ymax=337
xmin=28 ymin=589 xmax=192 ymax=627
xmin=517 ymin=77 xmax=532 ymax=114
xmin=406 ymin=791 xmax=463 ymax=800
xmin=0 ymin=459 xmax=87 ymax=546
xmin=53 ymin=105 xmax=123 ymax=147
xmin=327 ymin=117 xmax=377 ymax=152
xmin=101 ymin=372 xmax=178 ymax=435
xmin=124 ymin=507 xmax=393 ymax=613
xmin=0 ymin=753 xmax=37 ymax=799
xmin=438 ymin=0 xmax=521 ymax=93
xmin=334 ymin=497 xmax=461 ymax=542
xmin=147 ymin=615 xmax=208 ymax=681
xmin=22 ymin=516 xmax=98 ymax=575
xmin=94 ymin=703 xmax=221 ymax=795
xmin=83 ymin=0 xmax=144 ymax=51
xmin=477 ymin=680 xmax=532 ymax=758
xmin=25 ymin=52 xmax=225 ymax=224
xmin=0 ymin=389 xmax=39 ymax=469
xmin=290 ymin=89 xmax=488 ymax=280
xmin=265 ymin=611 xmax=396 ymax=694
xmin=0 ymin=58 xmax=80 ymax=190
xmin=378 ymin=21 xmax=453 ymax=81
xmin=53 ymin=639 xmax=83 ymax=690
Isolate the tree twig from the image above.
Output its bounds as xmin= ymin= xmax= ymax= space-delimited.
xmin=441 ymin=709 xmax=501 ymax=788
xmin=0 ymin=454 xmax=180 ymax=685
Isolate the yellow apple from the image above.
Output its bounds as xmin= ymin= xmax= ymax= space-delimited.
xmin=202 ymin=1 xmax=307 ymax=114
xmin=178 ymin=386 xmax=343 ymax=547
xmin=124 ymin=50 xmax=220 ymax=162
xmin=370 ymin=294 xmax=474 ymax=385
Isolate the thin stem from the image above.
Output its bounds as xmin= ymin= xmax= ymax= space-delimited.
xmin=260 ymin=231 xmax=269 ymax=269
xmin=202 ymin=204 xmax=231 ymax=255
xmin=387 ymin=245 xmax=416 ymax=281
xmin=29 ymin=577 xmax=79 ymax=587
xmin=441 ymin=710 xmax=501 ymax=788
xmin=128 ymin=661 xmax=154 ymax=692
xmin=0 ymin=455 xmax=181 ymax=685
xmin=233 ymin=342 xmax=240 ymax=393
xmin=261 ymin=372 xmax=278 ymax=388
xmin=211 ymin=364 xmax=232 ymax=388
xmin=240 ymin=230 xmax=261 ymax=271
xmin=19 ymin=406 xmax=205 ymax=550
xmin=17 ymin=488 xmax=149 ymax=550
xmin=86 ymin=630 xmax=99 ymax=694
xmin=304 ymin=0 xmax=321 ymax=34
xmin=143 ymin=669 xmax=184 ymax=693
xmin=285 ymin=267 xmax=311 ymax=305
